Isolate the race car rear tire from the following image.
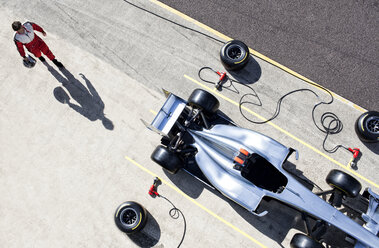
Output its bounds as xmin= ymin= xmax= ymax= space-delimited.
xmin=188 ymin=89 xmax=219 ymax=114
xmin=114 ymin=201 xmax=147 ymax=234
xmin=355 ymin=111 xmax=379 ymax=143
xmin=220 ymin=40 xmax=250 ymax=71
xmin=151 ymin=145 xmax=182 ymax=174
xmin=326 ymin=169 xmax=361 ymax=198
xmin=290 ymin=233 xmax=324 ymax=248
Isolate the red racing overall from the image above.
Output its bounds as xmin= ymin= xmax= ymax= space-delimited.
xmin=14 ymin=22 xmax=55 ymax=60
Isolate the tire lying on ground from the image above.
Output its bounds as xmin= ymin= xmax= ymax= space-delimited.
xmin=188 ymin=88 xmax=219 ymax=114
xmin=355 ymin=111 xmax=379 ymax=143
xmin=326 ymin=170 xmax=361 ymax=198
xmin=151 ymin=145 xmax=182 ymax=174
xmin=290 ymin=233 xmax=324 ymax=248
xmin=114 ymin=201 xmax=147 ymax=234
xmin=220 ymin=40 xmax=250 ymax=71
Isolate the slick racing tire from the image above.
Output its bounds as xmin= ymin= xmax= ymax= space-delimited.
xmin=355 ymin=111 xmax=379 ymax=143
xmin=114 ymin=201 xmax=147 ymax=234
xmin=326 ymin=170 xmax=361 ymax=198
xmin=151 ymin=145 xmax=182 ymax=174
xmin=188 ymin=89 xmax=219 ymax=114
xmin=290 ymin=233 xmax=324 ymax=248
xmin=220 ymin=40 xmax=250 ymax=71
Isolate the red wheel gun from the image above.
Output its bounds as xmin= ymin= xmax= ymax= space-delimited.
xmin=348 ymin=148 xmax=360 ymax=169
xmin=148 ymin=177 xmax=162 ymax=198
xmin=215 ymin=71 xmax=227 ymax=90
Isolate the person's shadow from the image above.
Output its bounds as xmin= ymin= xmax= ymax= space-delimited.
xmin=44 ymin=62 xmax=114 ymax=130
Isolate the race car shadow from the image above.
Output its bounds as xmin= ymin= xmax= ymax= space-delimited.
xmin=230 ymin=161 xmax=356 ymax=247
xmin=227 ymin=161 xmax=317 ymax=246
xmin=43 ymin=62 xmax=114 ymax=130
xmin=163 ymin=168 xmax=208 ymax=199
xmin=231 ymin=196 xmax=302 ymax=248
xmin=282 ymin=161 xmax=318 ymax=191
xmin=166 ymin=157 xmax=355 ymax=247
xmin=165 ymin=167 xmax=302 ymax=246
xmin=163 ymin=160 xmax=311 ymax=244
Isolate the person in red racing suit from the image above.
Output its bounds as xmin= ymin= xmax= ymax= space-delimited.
xmin=12 ymin=21 xmax=63 ymax=68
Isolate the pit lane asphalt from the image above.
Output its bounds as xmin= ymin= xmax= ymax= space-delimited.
xmin=160 ymin=0 xmax=379 ymax=111
xmin=1 ymin=0 xmax=378 ymax=248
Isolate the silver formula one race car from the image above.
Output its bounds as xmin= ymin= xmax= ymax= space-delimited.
xmin=145 ymin=89 xmax=379 ymax=248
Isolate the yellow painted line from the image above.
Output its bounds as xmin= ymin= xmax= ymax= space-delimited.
xmin=125 ymin=156 xmax=268 ymax=248
xmin=184 ymin=74 xmax=379 ymax=189
xmin=150 ymin=0 xmax=366 ymax=113
xmin=150 ymin=0 xmax=232 ymax=42
xmin=150 ymin=109 xmax=157 ymax=115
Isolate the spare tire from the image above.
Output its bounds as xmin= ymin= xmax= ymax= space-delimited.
xmin=355 ymin=111 xmax=379 ymax=143
xmin=220 ymin=40 xmax=250 ymax=71
xmin=114 ymin=201 xmax=147 ymax=234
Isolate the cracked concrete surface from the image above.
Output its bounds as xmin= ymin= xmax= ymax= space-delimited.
xmin=0 ymin=1 xmax=377 ymax=247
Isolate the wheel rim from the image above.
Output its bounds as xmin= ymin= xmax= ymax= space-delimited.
xmin=226 ymin=44 xmax=244 ymax=60
xmin=120 ymin=207 xmax=138 ymax=227
xmin=365 ymin=116 xmax=379 ymax=134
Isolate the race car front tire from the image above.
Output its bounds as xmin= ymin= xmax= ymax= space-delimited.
xmin=326 ymin=169 xmax=361 ymax=198
xmin=290 ymin=233 xmax=324 ymax=248
xmin=151 ymin=145 xmax=182 ymax=174
xmin=114 ymin=201 xmax=147 ymax=234
xmin=188 ymin=89 xmax=219 ymax=114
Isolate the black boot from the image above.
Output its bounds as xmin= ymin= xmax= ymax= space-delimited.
xmin=38 ymin=56 xmax=45 ymax=62
xmin=52 ymin=59 xmax=64 ymax=68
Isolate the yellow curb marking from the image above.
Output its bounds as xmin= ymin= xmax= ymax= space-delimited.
xmin=184 ymin=74 xmax=378 ymax=190
xmin=149 ymin=0 xmax=366 ymax=113
xmin=149 ymin=109 xmax=157 ymax=115
xmin=125 ymin=156 xmax=268 ymax=248
xmin=150 ymin=0 xmax=231 ymax=42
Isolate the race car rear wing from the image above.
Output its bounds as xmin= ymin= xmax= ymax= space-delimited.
xmin=354 ymin=188 xmax=379 ymax=248
xmin=142 ymin=92 xmax=187 ymax=137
